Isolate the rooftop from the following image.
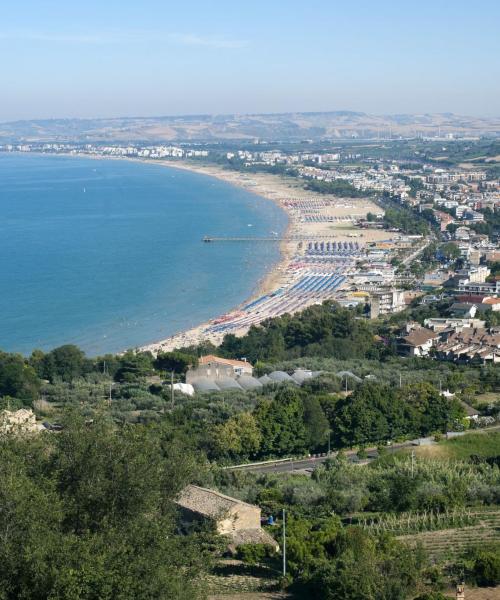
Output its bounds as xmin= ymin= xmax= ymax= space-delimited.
xmin=199 ymin=355 xmax=252 ymax=369
xmin=176 ymin=485 xmax=257 ymax=519
xmin=403 ymin=328 xmax=438 ymax=347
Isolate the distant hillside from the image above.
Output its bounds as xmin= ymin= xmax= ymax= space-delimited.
xmin=1 ymin=111 xmax=499 ymax=143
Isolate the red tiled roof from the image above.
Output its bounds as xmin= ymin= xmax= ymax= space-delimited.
xmin=199 ymin=355 xmax=252 ymax=368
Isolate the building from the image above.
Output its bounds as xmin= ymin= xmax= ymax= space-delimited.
xmin=369 ymin=289 xmax=406 ymax=319
xmin=176 ymin=485 xmax=278 ymax=550
xmin=186 ymin=355 xmax=253 ymax=384
xmin=457 ymin=266 xmax=490 ymax=283
xmin=458 ymin=281 xmax=499 ymax=294
xmin=399 ymin=327 xmax=438 ymax=357
xmin=424 ymin=317 xmax=486 ymax=331
xmin=435 ymin=328 xmax=500 ymax=364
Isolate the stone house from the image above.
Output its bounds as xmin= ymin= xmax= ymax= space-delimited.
xmin=176 ymin=485 xmax=278 ymax=550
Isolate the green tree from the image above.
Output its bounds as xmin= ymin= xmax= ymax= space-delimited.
xmin=0 ymin=351 xmax=40 ymax=402
xmin=473 ymin=549 xmax=500 ymax=586
xmin=40 ymin=345 xmax=88 ymax=382
xmin=154 ymin=351 xmax=197 ymax=375
xmin=115 ymin=351 xmax=154 ymax=382
xmin=0 ymin=413 xmax=211 ymax=599
xmin=212 ymin=412 xmax=262 ymax=459
xmin=254 ymin=387 xmax=306 ymax=457
xmin=303 ymin=396 xmax=329 ymax=451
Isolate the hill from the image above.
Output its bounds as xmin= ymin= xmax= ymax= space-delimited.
xmin=1 ymin=111 xmax=499 ymax=143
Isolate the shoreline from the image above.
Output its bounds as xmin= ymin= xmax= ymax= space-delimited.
xmin=135 ymin=159 xmax=301 ymax=353
xmin=128 ymin=158 xmax=384 ymax=355
xmin=3 ymin=152 xmax=385 ymax=355
xmin=145 ymin=159 xmax=296 ymax=297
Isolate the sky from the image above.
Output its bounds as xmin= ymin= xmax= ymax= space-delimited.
xmin=1 ymin=0 xmax=499 ymax=121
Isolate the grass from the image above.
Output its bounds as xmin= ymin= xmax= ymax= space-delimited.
xmin=398 ymin=431 xmax=500 ymax=461
xmin=204 ymin=560 xmax=282 ymax=597
xmin=435 ymin=431 xmax=498 ymax=460
xmin=474 ymin=392 xmax=500 ymax=406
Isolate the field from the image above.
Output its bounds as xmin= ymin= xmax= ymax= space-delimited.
xmin=407 ymin=430 xmax=500 ymax=461
xmin=474 ymin=392 xmax=500 ymax=406
xmin=397 ymin=509 xmax=500 ymax=562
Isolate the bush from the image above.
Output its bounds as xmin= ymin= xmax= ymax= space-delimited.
xmin=236 ymin=543 xmax=276 ymax=565
xmin=473 ymin=550 xmax=500 ymax=586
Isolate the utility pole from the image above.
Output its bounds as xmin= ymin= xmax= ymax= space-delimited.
xmin=282 ymin=508 xmax=287 ymax=577
xmin=170 ymin=370 xmax=175 ymax=409
xmin=411 ymin=450 xmax=415 ymax=478
xmin=399 ymin=372 xmax=402 ymax=389
xmin=108 ymin=382 xmax=112 ymax=406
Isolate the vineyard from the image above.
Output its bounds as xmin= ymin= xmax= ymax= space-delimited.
xmin=396 ymin=509 xmax=500 ymax=562
xmin=359 ymin=507 xmax=481 ymax=536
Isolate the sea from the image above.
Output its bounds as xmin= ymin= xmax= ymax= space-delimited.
xmin=0 ymin=153 xmax=287 ymax=355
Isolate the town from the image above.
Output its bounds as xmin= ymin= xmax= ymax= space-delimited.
xmin=4 ymin=136 xmax=499 ymax=367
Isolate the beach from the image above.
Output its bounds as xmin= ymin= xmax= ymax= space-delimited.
xmin=137 ymin=159 xmax=387 ymax=355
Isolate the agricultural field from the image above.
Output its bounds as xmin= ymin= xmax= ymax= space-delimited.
xmin=410 ymin=430 xmax=500 ymax=461
xmin=397 ymin=509 xmax=500 ymax=562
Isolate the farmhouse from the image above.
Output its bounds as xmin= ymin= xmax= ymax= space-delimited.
xmin=176 ymin=485 xmax=278 ymax=550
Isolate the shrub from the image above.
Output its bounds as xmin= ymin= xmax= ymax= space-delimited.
xmin=236 ymin=543 xmax=276 ymax=565
xmin=473 ymin=550 xmax=500 ymax=586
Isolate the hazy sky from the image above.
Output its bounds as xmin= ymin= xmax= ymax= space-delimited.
xmin=1 ymin=0 xmax=499 ymax=121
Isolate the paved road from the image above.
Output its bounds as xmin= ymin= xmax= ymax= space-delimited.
xmin=228 ymin=426 xmax=500 ymax=475
xmin=230 ymin=440 xmax=413 ymax=474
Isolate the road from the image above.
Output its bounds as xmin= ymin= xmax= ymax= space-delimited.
xmin=228 ymin=440 xmax=413 ymax=475
xmin=401 ymin=238 xmax=433 ymax=267
xmin=226 ymin=425 xmax=500 ymax=475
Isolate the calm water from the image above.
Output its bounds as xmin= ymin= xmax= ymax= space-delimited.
xmin=0 ymin=154 xmax=287 ymax=355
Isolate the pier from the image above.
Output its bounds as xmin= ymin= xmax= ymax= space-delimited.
xmin=203 ymin=235 xmax=339 ymax=243
xmin=203 ymin=236 xmax=284 ymax=242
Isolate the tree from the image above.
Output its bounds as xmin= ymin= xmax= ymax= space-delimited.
xmin=439 ymin=242 xmax=460 ymax=261
xmin=254 ymin=387 xmax=306 ymax=457
xmin=332 ymin=384 xmax=393 ymax=447
xmin=0 ymin=351 xmax=40 ymax=402
xmin=40 ymin=345 xmax=88 ymax=382
xmin=303 ymin=396 xmax=330 ymax=451
xmin=0 ymin=412 xmax=212 ymax=599
xmin=398 ymin=382 xmax=465 ymax=435
xmin=212 ymin=412 xmax=262 ymax=459
xmin=115 ymin=351 xmax=154 ymax=382
xmin=473 ymin=549 xmax=500 ymax=586
xmin=154 ymin=351 xmax=197 ymax=376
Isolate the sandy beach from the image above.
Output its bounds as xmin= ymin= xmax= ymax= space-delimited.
xmin=131 ymin=158 xmax=386 ymax=355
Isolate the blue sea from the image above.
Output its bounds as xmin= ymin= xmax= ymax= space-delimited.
xmin=0 ymin=154 xmax=287 ymax=355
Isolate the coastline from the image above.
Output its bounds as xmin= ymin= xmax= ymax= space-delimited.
xmin=128 ymin=158 xmax=385 ymax=355
xmin=136 ymin=159 xmax=300 ymax=353
xmin=4 ymin=152 xmax=385 ymax=355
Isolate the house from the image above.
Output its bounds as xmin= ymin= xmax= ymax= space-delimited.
xmin=459 ymin=400 xmax=479 ymax=421
xmin=435 ymin=328 xmax=500 ymax=364
xmin=176 ymin=485 xmax=278 ymax=550
xmin=399 ymin=327 xmax=438 ymax=357
xmin=449 ymin=303 xmax=477 ymax=319
xmin=186 ymin=355 xmax=253 ymax=384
